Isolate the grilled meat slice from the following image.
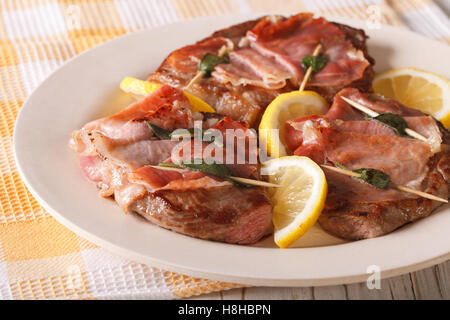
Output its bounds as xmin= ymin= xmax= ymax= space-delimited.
xmin=319 ymin=152 xmax=450 ymax=239
xmin=130 ymin=182 xmax=273 ymax=244
xmin=70 ymin=85 xmax=196 ymax=203
xmin=285 ymin=88 xmax=450 ymax=240
xmin=148 ymin=13 xmax=375 ymax=127
xmin=71 ymin=85 xmax=273 ymax=244
xmin=127 ymin=116 xmax=273 ymax=244
xmin=313 ymin=22 xmax=375 ymax=104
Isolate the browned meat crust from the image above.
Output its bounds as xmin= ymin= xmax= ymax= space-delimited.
xmin=319 ymin=142 xmax=450 ymax=240
xmin=148 ymin=15 xmax=375 ymax=127
xmin=130 ymin=185 xmax=273 ymax=244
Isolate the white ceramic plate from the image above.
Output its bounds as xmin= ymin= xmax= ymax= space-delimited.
xmin=14 ymin=14 xmax=450 ymax=286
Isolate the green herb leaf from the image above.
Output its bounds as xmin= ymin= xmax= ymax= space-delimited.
xmin=202 ymin=129 xmax=224 ymax=147
xmin=160 ymin=160 xmax=233 ymax=178
xmin=333 ymin=162 xmax=348 ymax=170
xmin=149 ymin=124 xmax=220 ymax=144
xmin=170 ymin=128 xmax=221 ymax=145
xmin=353 ymin=168 xmax=391 ymax=189
xmin=148 ymin=123 xmax=172 ymax=140
xmin=332 ymin=162 xmax=391 ymax=189
xmin=301 ymin=53 xmax=328 ymax=73
xmin=169 ymin=128 xmax=197 ymax=139
xmin=198 ymin=53 xmax=229 ymax=77
xmin=369 ymin=113 xmax=410 ymax=137
xmin=159 ymin=160 xmax=254 ymax=187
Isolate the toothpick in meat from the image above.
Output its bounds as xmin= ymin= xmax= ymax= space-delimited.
xmin=340 ymin=96 xmax=428 ymax=142
xmin=150 ymin=165 xmax=281 ymax=188
xmin=299 ymin=43 xmax=322 ymax=92
xmin=321 ymin=164 xmax=448 ymax=203
xmin=185 ymin=45 xmax=230 ymax=90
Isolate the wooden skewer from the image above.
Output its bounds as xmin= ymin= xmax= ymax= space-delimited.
xmin=150 ymin=165 xmax=281 ymax=188
xmin=185 ymin=45 xmax=230 ymax=90
xmin=149 ymin=165 xmax=185 ymax=173
xmin=321 ymin=165 xmax=360 ymax=178
xmin=321 ymin=165 xmax=448 ymax=203
xmin=228 ymin=176 xmax=281 ymax=188
xmin=340 ymin=96 xmax=428 ymax=142
xmin=392 ymin=184 xmax=447 ymax=203
xmin=299 ymin=43 xmax=322 ymax=92
xmin=168 ymin=132 xmax=192 ymax=139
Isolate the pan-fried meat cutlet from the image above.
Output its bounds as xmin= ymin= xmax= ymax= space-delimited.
xmin=70 ymin=85 xmax=273 ymax=244
xmin=148 ymin=13 xmax=375 ymax=127
xmin=285 ymin=88 xmax=450 ymax=240
xmin=71 ymin=13 xmax=449 ymax=244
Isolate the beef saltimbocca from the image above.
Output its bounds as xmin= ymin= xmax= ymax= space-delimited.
xmin=148 ymin=13 xmax=375 ymax=127
xmin=71 ymin=85 xmax=272 ymax=244
xmin=71 ymin=12 xmax=449 ymax=245
xmin=285 ymin=88 xmax=450 ymax=240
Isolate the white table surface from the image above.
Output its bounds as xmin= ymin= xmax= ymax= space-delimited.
xmin=190 ymin=260 xmax=449 ymax=300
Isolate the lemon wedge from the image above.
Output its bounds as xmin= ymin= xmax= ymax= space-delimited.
xmin=263 ymin=156 xmax=327 ymax=248
xmin=259 ymin=91 xmax=328 ymax=158
xmin=373 ymin=67 xmax=450 ymax=127
xmin=120 ymin=77 xmax=216 ymax=113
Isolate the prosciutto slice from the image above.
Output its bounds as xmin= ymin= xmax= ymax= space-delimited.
xmin=129 ymin=167 xmax=230 ymax=192
xmin=286 ymin=88 xmax=442 ymax=188
xmin=131 ymin=116 xmax=260 ymax=192
xmin=214 ymin=48 xmax=294 ymax=89
xmin=126 ymin=116 xmax=272 ymax=245
xmin=285 ymin=88 xmax=450 ymax=240
xmin=70 ymin=85 xmax=195 ymax=205
xmin=70 ymin=86 xmax=273 ymax=244
xmin=71 ymin=85 xmax=193 ymax=163
xmin=329 ymin=88 xmax=442 ymax=152
xmin=81 ymin=84 xmax=193 ymax=143
xmin=213 ymin=13 xmax=370 ymax=89
xmin=166 ymin=37 xmax=233 ymax=74
xmin=148 ymin=14 xmax=375 ymax=126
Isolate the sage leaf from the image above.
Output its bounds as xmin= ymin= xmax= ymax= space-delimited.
xmin=149 ymin=124 xmax=221 ymax=145
xmin=301 ymin=53 xmax=327 ymax=73
xmin=332 ymin=162 xmax=391 ymax=189
xmin=160 ymin=160 xmax=232 ymax=178
xmin=198 ymin=53 xmax=229 ymax=77
xmin=353 ymin=168 xmax=391 ymax=189
xmin=159 ymin=160 xmax=254 ymax=187
xmin=170 ymin=128 xmax=221 ymax=145
xmin=369 ymin=113 xmax=410 ymax=137
xmin=148 ymin=123 xmax=171 ymax=140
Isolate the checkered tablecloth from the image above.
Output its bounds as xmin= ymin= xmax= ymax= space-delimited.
xmin=0 ymin=0 xmax=449 ymax=299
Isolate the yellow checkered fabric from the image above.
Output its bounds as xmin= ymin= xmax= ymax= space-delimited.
xmin=0 ymin=0 xmax=448 ymax=299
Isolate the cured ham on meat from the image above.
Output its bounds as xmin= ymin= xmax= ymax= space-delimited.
xmin=285 ymin=88 xmax=450 ymax=240
xmin=70 ymin=13 xmax=450 ymax=245
xmin=166 ymin=37 xmax=234 ymax=75
xmin=148 ymin=13 xmax=375 ymax=127
xmin=127 ymin=119 xmax=273 ymax=244
xmin=216 ymin=13 xmax=370 ymax=89
xmin=214 ymin=48 xmax=294 ymax=89
xmin=70 ymin=85 xmax=195 ymax=201
xmin=286 ymin=88 xmax=443 ymax=160
xmin=70 ymin=85 xmax=272 ymax=244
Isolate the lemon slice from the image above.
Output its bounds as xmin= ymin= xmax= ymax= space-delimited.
xmin=120 ymin=77 xmax=215 ymax=113
xmin=373 ymin=67 xmax=450 ymax=127
xmin=263 ymin=156 xmax=327 ymax=248
xmin=259 ymin=91 xmax=328 ymax=158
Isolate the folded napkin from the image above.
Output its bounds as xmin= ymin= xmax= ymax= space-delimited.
xmin=0 ymin=0 xmax=448 ymax=299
